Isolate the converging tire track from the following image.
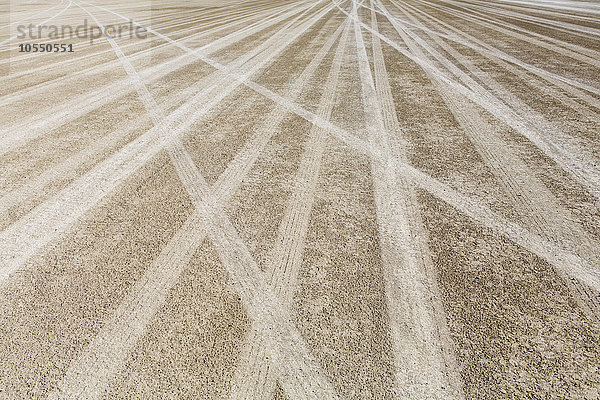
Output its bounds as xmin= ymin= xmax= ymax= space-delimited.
xmin=1 ymin=0 xmax=599 ymax=398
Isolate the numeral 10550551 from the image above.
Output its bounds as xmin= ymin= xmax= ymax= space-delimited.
xmin=19 ymin=43 xmax=73 ymax=52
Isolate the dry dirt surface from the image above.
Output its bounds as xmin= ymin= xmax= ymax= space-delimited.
xmin=1 ymin=0 xmax=600 ymax=398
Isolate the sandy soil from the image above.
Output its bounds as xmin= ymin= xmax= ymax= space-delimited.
xmin=1 ymin=0 xmax=599 ymax=399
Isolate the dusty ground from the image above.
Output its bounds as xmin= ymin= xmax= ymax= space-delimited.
xmin=1 ymin=0 xmax=600 ymax=399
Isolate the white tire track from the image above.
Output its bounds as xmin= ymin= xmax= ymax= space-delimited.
xmin=229 ymin=19 xmax=350 ymax=400
xmin=0 ymin=0 xmax=333 ymax=284
xmin=0 ymin=0 xmax=316 ymax=155
xmin=354 ymin=1 xmax=600 ymax=202
xmin=49 ymin=4 xmax=342 ymax=399
xmin=353 ymin=1 xmax=464 ymax=397
xmin=75 ymin=3 xmax=338 ymax=398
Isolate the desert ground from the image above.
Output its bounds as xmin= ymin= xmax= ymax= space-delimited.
xmin=0 ymin=0 xmax=599 ymax=398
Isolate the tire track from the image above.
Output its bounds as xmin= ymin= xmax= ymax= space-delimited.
xmin=0 ymin=0 xmax=333 ymax=285
xmin=390 ymin=1 xmax=600 ymax=168
xmin=402 ymin=0 xmax=600 ymax=113
xmin=47 ymin=6 xmax=343 ymax=399
xmin=396 ymin=1 xmax=600 ymax=121
xmin=372 ymin=0 xmax=600 ymax=307
xmin=440 ymin=0 xmax=600 ymax=38
xmin=0 ymin=0 xmax=71 ymax=47
xmin=432 ymin=0 xmax=600 ymax=58
xmin=228 ymin=19 xmax=350 ymax=400
xmin=389 ymin=0 xmax=600 ymax=319
xmin=353 ymin=2 xmax=464 ymax=397
xmin=360 ymin=0 xmax=600 ymax=202
xmin=420 ymin=0 xmax=600 ymax=65
xmin=358 ymin=0 xmax=600 ymax=104
xmin=0 ymin=0 xmax=315 ymax=155
xmin=135 ymin=0 xmax=600 ymax=302
xmin=51 ymin=3 xmax=339 ymax=399
xmin=0 ymin=1 xmax=282 ymax=70
xmin=0 ymin=0 xmax=295 ymax=104
xmin=0 ymin=1 xmax=314 ymax=211
xmin=4 ymin=0 xmax=595 ymax=325
xmin=136 ymin=0 xmax=599 ymax=303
